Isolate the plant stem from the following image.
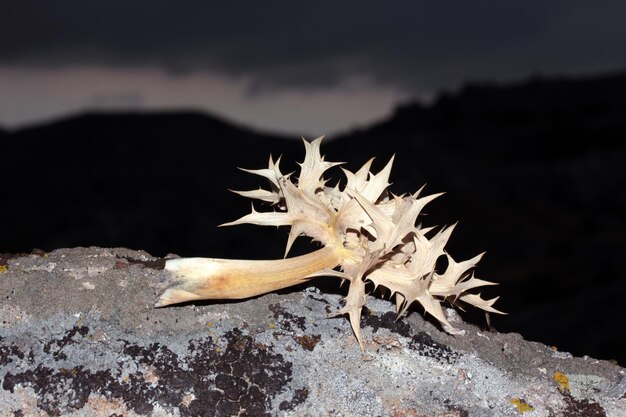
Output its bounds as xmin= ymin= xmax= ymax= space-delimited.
xmin=156 ymin=245 xmax=344 ymax=307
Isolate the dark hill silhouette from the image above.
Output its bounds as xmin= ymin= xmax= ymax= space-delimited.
xmin=1 ymin=111 xmax=302 ymax=259
xmin=1 ymin=72 xmax=625 ymax=365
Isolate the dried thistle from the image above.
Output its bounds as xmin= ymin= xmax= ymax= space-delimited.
xmin=157 ymin=137 xmax=503 ymax=348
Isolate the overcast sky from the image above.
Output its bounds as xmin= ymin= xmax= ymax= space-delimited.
xmin=2 ymin=1 xmax=626 ymax=134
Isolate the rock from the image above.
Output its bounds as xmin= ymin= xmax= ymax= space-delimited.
xmin=1 ymin=247 xmax=624 ymax=416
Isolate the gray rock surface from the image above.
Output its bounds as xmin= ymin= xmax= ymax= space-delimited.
xmin=1 ymin=247 xmax=625 ymax=417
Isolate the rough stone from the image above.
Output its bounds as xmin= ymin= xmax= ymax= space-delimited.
xmin=0 ymin=247 xmax=624 ymax=416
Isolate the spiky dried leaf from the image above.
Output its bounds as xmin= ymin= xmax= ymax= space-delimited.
xmin=161 ymin=136 xmax=503 ymax=349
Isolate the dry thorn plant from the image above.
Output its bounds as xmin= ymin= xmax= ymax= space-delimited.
xmin=157 ymin=137 xmax=503 ymax=348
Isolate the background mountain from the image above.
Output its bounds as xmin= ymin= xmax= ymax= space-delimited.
xmin=1 ymin=71 xmax=625 ymax=365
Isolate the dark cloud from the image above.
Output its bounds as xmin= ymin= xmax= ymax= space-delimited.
xmin=2 ymin=1 xmax=626 ymax=95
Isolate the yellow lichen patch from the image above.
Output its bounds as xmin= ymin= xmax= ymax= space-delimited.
xmin=59 ymin=367 xmax=79 ymax=377
xmin=554 ymin=371 xmax=570 ymax=393
xmin=510 ymin=398 xmax=534 ymax=413
xmin=268 ymin=322 xmax=277 ymax=330
xmin=0 ymin=265 xmax=7 ymax=273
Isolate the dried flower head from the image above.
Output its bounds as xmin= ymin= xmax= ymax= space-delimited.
xmin=158 ymin=137 xmax=503 ymax=348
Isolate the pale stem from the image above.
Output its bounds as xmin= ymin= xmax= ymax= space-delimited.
xmin=156 ymin=245 xmax=344 ymax=307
